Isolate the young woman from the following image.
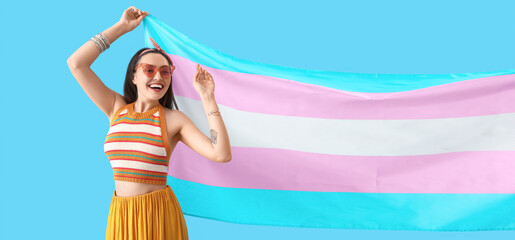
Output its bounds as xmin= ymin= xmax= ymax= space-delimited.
xmin=67 ymin=6 xmax=232 ymax=240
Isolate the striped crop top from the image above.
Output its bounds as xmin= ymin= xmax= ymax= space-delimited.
xmin=104 ymin=102 xmax=171 ymax=185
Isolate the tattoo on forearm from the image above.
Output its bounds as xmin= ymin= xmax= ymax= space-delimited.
xmin=210 ymin=129 xmax=218 ymax=144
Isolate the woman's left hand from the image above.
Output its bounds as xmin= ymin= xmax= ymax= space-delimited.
xmin=193 ymin=63 xmax=215 ymax=96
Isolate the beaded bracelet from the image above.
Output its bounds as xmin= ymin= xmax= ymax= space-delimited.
xmin=89 ymin=32 xmax=111 ymax=53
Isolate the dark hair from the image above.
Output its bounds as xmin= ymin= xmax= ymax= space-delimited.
xmin=123 ymin=48 xmax=179 ymax=110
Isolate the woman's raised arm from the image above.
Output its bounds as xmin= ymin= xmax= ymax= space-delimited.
xmin=67 ymin=6 xmax=148 ymax=120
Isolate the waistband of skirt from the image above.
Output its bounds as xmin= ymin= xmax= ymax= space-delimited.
xmin=112 ymin=185 xmax=172 ymax=200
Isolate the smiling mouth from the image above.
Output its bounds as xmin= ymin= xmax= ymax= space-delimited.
xmin=148 ymin=82 xmax=164 ymax=88
xmin=148 ymin=83 xmax=164 ymax=92
xmin=149 ymin=86 xmax=163 ymax=92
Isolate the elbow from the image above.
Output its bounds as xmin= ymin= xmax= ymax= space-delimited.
xmin=67 ymin=57 xmax=78 ymax=69
xmin=217 ymin=155 xmax=232 ymax=163
xmin=67 ymin=57 xmax=87 ymax=69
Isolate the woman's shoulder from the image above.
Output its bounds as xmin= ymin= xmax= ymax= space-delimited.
xmin=163 ymin=107 xmax=185 ymax=124
xmin=163 ymin=106 xmax=179 ymax=115
xmin=108 ymin=96 xmax=129 ymax=125
xmin=163 ymin=107 xmax=189 ymax=121
xmin=163 ymin=107 xmax=184 ymax=141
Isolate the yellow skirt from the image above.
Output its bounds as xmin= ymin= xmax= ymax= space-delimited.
xmin=105 ymin=185 xmax=188 ymax=240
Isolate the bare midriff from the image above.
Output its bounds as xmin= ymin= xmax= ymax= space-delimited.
xmin=114 ymin=180 xmax=168 ymax=197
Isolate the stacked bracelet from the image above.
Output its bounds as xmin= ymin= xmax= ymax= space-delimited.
xmin=89 ymin=32 xmax=111 ymax=53
xmin=208 ymin=110 xmax=220 ymax=116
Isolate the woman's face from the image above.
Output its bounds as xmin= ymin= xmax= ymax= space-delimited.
xmin=132 ymin=53 xmax=171 ymax=102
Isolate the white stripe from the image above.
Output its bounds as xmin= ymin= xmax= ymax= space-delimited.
xmin=110 ymin=160 xmax=169 ymax=173
xmin=107 ymin=123 xmax=162 ymax=136
xmin=104 ymin=142 xmax=167 ymax=157
xmin=120 ymin=109 xmax=127 ymax=114
xmin=175 ymin=95 xmax=515 ymax=156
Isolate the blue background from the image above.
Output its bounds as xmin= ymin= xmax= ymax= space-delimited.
xmin=1 ymin=0 xmax=514 ymax=239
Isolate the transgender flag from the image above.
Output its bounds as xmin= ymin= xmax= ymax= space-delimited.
xmin=142 ymin=15 xmax=515 ymax=231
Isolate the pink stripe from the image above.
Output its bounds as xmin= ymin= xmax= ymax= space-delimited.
xmin=169 ymin=53 xmax=515 ymax=119
xmin=169 ymin=144 xmax=515 ymax=193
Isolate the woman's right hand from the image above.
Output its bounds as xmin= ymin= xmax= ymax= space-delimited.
xmin=118 ymin=6 xmax=149 ymax=33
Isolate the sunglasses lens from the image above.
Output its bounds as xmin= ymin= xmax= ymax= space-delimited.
xmin=160 ymin=67 xmax=171 ymax=78
xmin=142 ymin=65 xmax=157 ymax=77
xmin=139 ymin=64 xmax=172 ymax=78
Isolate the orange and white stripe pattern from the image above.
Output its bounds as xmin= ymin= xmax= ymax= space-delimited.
xmin=104 ymin=102 xmax=171 ymax=185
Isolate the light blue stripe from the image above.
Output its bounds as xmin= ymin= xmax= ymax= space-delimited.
xmin=106 ymin=136 xmax=163 ymax=143
xmin=114 ymin=117 xmax=160 ymax=123
xmin=142 ymin=15 xmax=515 ymax=93
xmin=108 ymin=154 xmax=167 ymax=163
xmin=167 ymin=176 xmax=515 ymax=231
xmin=114 ymin=171 xmax=166 ymax=178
